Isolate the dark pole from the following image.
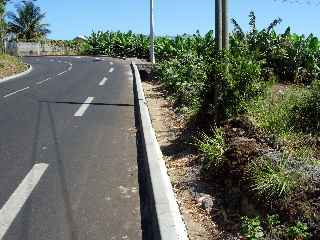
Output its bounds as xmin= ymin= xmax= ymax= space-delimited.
xmin=222 ymin=0 xmax=229 ymax=49
xmin=215 ymin=0 xmax=222 ymax=50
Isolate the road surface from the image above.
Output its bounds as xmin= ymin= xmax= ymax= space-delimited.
xmin=0 ymin=56 xmax=142 ymax=240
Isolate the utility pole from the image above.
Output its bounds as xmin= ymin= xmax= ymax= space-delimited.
xmin=215 ymin=0 xmax=222 ymax=50
xmin=150 ymin=0 xmax=155 ymax=64
xmin=215 ymin=0 xmax=229 ymax=50
xmin=222 ymin=0 xmax=229 ymax=49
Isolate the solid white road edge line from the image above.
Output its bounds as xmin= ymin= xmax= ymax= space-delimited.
xmin=0 ymin=163 xmax=49 ymax=239
xmin=99 ymin=77 xmax=108 ymax=86
xmin=3 ymin=87 xmax=30 ymax=98
xmin=109 ymin=67 xmax=114 ymax=73
xmin=36 ymin=77 xmax=52 ymax=85
xmin=73 ymin=97 xmax=95 ymax=117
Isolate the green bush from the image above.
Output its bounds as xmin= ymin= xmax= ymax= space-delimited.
xmin=202 ymin=52 xmax=266 ymax=121
xmin=196 ymin=128 xmax=226 ymax=175
xmin=154 ymin=52 xmax=207 ymax=112
xmin=240 ymin=216 xmax=265 ymax=240
xmin=287 ymin=221 xmax=311 ymax=240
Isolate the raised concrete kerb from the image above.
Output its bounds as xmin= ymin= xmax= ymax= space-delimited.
xmin=132 ymin=62 xmax=189 ymax=240
xmin=0 ymin=64 xmax=33 ymax=84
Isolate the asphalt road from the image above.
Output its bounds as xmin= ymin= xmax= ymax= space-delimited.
xmin=0 ymin=56 xmax=142 ymax=240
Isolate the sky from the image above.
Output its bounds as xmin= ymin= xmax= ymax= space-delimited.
xmin=7 ymin=0 xmax=320 ymax=40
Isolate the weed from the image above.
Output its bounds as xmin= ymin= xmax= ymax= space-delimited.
xmin=240 ymin=216 xmax=265 ymax=240
xmin=287 ymin=221 xmax=311 ymax=240
xmin=246 ymin=155 xmax=299 ymax=199
xmin=196 ymin=128 xmax=226 ymax=175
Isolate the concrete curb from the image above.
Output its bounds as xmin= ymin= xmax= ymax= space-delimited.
xmin=132 ymin=62 xmax=189 ymax=240
xmin=0 ymin=64 xmax=33 ymax=84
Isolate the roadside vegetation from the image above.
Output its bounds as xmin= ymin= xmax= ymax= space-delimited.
xmin=0 ymin=53 xmax=27 ymax=78
xmin=82 ymin=11 xmax=320 ymax=239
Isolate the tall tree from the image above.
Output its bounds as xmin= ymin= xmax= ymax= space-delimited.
xmin=7 ymin=1 xmax=50 ymax=41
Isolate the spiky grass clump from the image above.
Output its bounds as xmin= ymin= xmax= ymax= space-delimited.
xmin=246 ymin=155 xmax=300 ymax=199
xmin=196 ymin=128 xmax=226 ymax=175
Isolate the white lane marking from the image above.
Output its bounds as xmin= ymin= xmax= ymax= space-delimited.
xmin=3 ymin=87 xmax=30 ymax=98
xmin=0 ymin=163 xmax=49 ymax=239
xmin=56 ymin=71 xmax=67 ymax=76
xmin=75 ymin=56 xmax=81 ymax=59
xmin=68 ymin=66 xmax=72 ymax=71
xmin=109 ymin=67 xmax=114 ymax=73
xmin=99 ymin=77 xmax=108 ymax=86
xmin=74 ymin=97 xmax=95 ymax=117
xmin=110 ymin=62 xmax=114 ymax=65
xmin=68 ymin=63 xmax=72 ymax=66
xmin=57 ymin=60 xmax=62 ymax=63
xmin=36 ymin=77 xmax=52 ymax=85
xmin=49 ymin=59 xmax=54 ymax=62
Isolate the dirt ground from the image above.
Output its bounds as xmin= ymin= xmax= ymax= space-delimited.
xmin=142 ymin=80 xmax=241 ymax=240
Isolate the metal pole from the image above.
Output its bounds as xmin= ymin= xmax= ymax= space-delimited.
xmin=150 ymin=0 xmax=155 ymax=64
xmin=222 ymin=0 xmax=229 ymax=49
xmin=215 ymin=0 xmax=222 ymax=50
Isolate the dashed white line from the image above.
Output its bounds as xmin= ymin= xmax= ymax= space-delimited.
xmin=99 ymin=77 xmax=108 ymax=86
xmin=36 ymin=77 xmax=52 ymax=85
xmin=68 ymin=67 xmax=72 ymax=71
xmin=0 ymin=163 xmax=49 ymax=239
xmin=56 ymin=71 xmax=67 ymax=76
xmin=110 ymin=62 xmax=114 ymax=65
xmin=3 ymin=87 xmax=30 ymax=98
xmin=109 ymin=67 xmax=114 ymax=73
xmin=74 ymin=97 xmax=95 ymax=117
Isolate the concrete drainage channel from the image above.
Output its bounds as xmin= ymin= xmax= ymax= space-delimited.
xmin=132 ymin=63 xmax=189 ymax=240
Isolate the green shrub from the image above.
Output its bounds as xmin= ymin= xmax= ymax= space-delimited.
xmin=196 ymin=128 xmax=226 ymax=174
xmin=240 ymin=216 xmax=265 ymax=240
xmin=202 ymin=52 xmax=266 ymax=121
xmin=155 ymin=53 xmax=207 ymax=112
xmin=267 ymin=214 xmax=281 ymax=228
xmin=287 ymin=221 xmax=311 ymax=240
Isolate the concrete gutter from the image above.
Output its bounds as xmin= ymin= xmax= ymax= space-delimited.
xmin=0 ymin=64 xmax=33 ymax=84
xmin=132 ymin=62 xmax=189 ymax=240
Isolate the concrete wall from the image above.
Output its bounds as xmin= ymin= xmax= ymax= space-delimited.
xmin=5 ymin=41 xmax=72 ymax=56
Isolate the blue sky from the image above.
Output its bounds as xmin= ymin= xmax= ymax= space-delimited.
xmin=7 ymin=0 xmax=320 ymax=39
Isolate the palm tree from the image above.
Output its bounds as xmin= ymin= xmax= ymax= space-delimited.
xmin=7 ymin=1 xmax=50 ymax=41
